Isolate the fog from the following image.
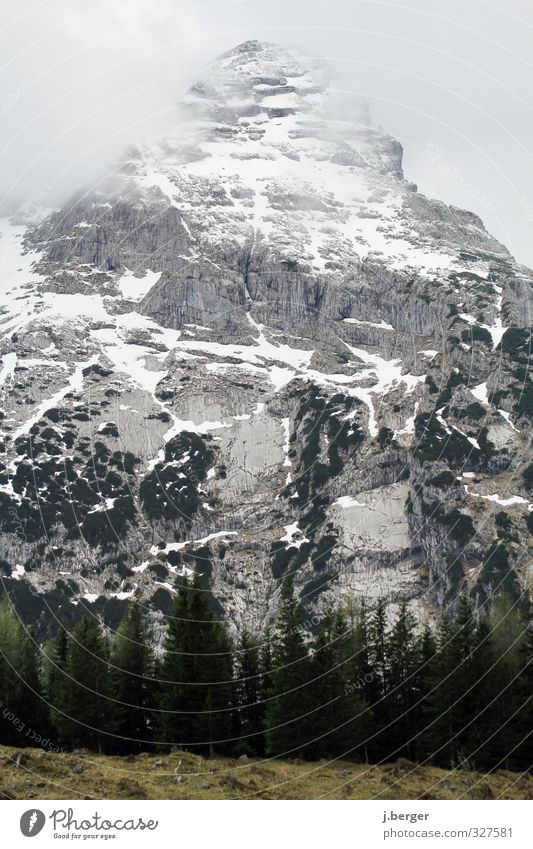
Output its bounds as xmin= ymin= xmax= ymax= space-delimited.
xmin=1 ymin=0 xmax=532 ymax=265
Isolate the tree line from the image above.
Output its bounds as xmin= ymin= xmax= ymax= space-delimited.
xmin=0 ymin=576 xmax=531 ymax=772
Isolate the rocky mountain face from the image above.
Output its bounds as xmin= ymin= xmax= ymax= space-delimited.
xmin=0 ymin=40 xmax=531 ymax=637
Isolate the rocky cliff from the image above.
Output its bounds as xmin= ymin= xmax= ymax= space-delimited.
xmin=0 ymin=40 xmax=531 ymax=637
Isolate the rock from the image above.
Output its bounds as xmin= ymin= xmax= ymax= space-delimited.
xmin=0 ymin=38 xmax=531 ymax=638
xmin=73 ymin=763 xmax=88 ymax=774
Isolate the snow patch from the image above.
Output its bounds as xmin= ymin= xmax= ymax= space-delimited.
xmin=118 ymin=268 xmax=162 ymax=302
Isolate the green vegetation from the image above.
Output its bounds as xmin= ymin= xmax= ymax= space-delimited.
xmin=461 ymin=325 xmax=493 ymax=346
xmin=499 ymin=327 xmax=532 ymax=361
xmin=479 ymin=542 xmax=521 ymax=603
xmin=158 ymin=574 xmax=233 ymax=754
xmin=0 ymin=424 xmax=140 ymax=546
xmin=1 ymin=582 xmax=531 ymax=782
xmin=423 ymin=501 xmax=476 ymax=546
xmin=513 ymin=382 xmax=533 ymax=418
xmin=414 ymin=410 xmax=495 ymax=466
xmin=140 ymin=432 xmax=215 ymax=524
xmin=427 ymin=470 xmax=456 ymax=489
xmin=377 ymin=426 xmax=396 ymax=450
xmin=523 ymin=463 xmax=533 ymax=492
xmin=436 ymin=371 xmax=466 ymax=406
xmin=2 ymin=745 xmax=531 ymax=799
xmin=285 ymin=385 xmax=363 ymax=507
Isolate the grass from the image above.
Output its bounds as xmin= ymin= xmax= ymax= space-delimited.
xmin=0 ymin=746 xmax=531 ymax=800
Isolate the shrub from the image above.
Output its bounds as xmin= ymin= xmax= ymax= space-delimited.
xmin=428 ymin=471 xmax=456 ymax=489
xmin=500 ymin=327 xmax=532 ymax=359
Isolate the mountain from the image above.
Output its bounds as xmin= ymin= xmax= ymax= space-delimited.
xmin=0 ymin=39 xmax=531 ymax=636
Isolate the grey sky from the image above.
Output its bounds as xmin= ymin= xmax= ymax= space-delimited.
xmin=1 ymin=0 xmax=532 ymax=266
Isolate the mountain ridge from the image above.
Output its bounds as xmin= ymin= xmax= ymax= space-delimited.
xmin=0 ymin=39 xmax=531 ymax=637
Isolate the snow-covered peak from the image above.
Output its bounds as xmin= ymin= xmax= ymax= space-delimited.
xmin=107 ymin=41 xmax=423 ymax=275
xmin=209 ymin=39 xmax=331 ymax=95
xmin=17 ymin=41 xmax=511 ymax=306
xmin=183 ymin=39 xmax=369 ymax=136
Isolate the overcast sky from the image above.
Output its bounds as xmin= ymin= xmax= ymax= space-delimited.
xmin=1 ymin=0 xmax=533 ymax=265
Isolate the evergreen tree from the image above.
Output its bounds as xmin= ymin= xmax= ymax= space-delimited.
xmin=52 ymin=615 xmax=110 ymax=753
xmin=341 ymin=597 xmax=376 ymax=761
xmin=260 ymin=624 xmax=274 ymax=703
xmin=514 ymin=612 xmax=533 ymax=771
xmin=413 ymin=624 xmax=437 ymax=761
xmin=41 ymin=625 xmax=69 ymax=738
xmin=344 ymin=598 xmax=371 ymax=693
xmin=307 ymin=610 xmax=373 ymax=761
xmin=368 ymin=599 xmax=388 ymax=701
xmin=466 ymin=615 xmax=496 ymax=767
xmin=367 ymin=598 xmax=389 ymax=759
xmin=158 ymin=574 xmax=233 ymax=755
xmin=158 ymin=579 xmax=192 ymax=746
xmin=109 ymin=602 xmax=155 ymax=753
xmin=306 ymin=612 xmax=342 ymax=760
xmin=0 ymin=596 xmax=44 ymax=745
xmin=265 ymin=577 xmax=312 ymax=756
xmin=385 ymin=601 xmax=419 ymax=761
xmin=233 ymin=629 xmax=265 ymax=755
xmin=423 ymin=596 xmax=477 ymax=767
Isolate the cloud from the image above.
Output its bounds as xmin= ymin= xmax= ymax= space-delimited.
xmin=1 ymin=0 xmax=532 ymax=266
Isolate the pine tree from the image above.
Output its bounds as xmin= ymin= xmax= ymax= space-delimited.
xmin=307 ymin=610 xmax=374 ymax=761
xmin=514 ymin=612 xmax=533 ymax=771
xmin=233 ymin=629 xmax=265 ymax=755
xmin=465 ymin=615 xmax=495 ymax=767
xmin=189 ymin=575 xmax=234 ymax=756
xmin=306 ymin=613 xmax=341 ymax=760
xmin=158 ymin=579 xmax=192 ymax=746
xmin=341 ymin=597 xmax=376 ymax=761
xmin=52 ymin=615 xmax=110 ymax=752
xmin=265 ymin=577 xmax=312 ymax=757
xmin=486 ymin=595 xmax=529 ymax=771
xmin=385 ymin=601 xmax=419 ymax=761
xmin=109 ymin=602 xmax=155 ymax=753
xmin=367 ymin=598 xmax=389 ymax=759
xmin=0 ymin=596 xmax=44 ymax=745
xmin=423 ymin=596 xmax=477 ymax=767
xmin=447 ymin=594 xmax=527 ymax=771
xmin=41 ymin=625 xmax=69 ymax=738
xmin=158 ymin=575 xmax=233 ymax=755
xmin=369 ymin=599 xmax=388 ymax=701
xmin=413 ymin=624 xmax=437 ymax=761
xmin=260 ymin=624 xmax=274 ymax=702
